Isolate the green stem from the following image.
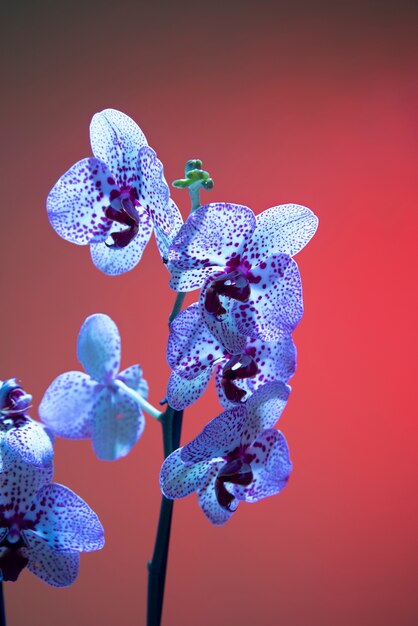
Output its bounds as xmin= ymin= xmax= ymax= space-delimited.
xmin=146 ymin=166 xmax=207 ymax=626
xmin=113 ymin=379 xmax=163 ymax=420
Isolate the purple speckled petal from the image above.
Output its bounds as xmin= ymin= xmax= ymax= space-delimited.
xmin=245 ymin=204 xmax=319 ymax=259
xmin=167 ymin=369 xmax=213 ymax=410
xmin=153 ymin=199 xmax=183 ymax=261
xmin=89 ymin=206 xmax=153 ymax=276
xmin=214 ymin=335 xmax=296 ymax=408
xmin=137 ymin=146 xmax=171 ymax=243
xmin=197 ymin=461 xmax=236 ymax=525
xmin=39 ymin=371 xmax=97 ymax=439
xmin=160 ymin=448 xmax=211 ymax=498
xmin=29 ymin=483 xmax=104 ymax=552
xmin=90 ymin=109 xmax=147 ymax=189
xmin=180 ymin=405 xmax=247 ymax=464
xmin=77 ymin=314 xmax=121 ymax=383
xmin=199 ymin=284 xmax=249 ymax=355
xmin=167 ymin=304 xmax=227 ymax=380
xmin=6 ymin=419 xmax=54 ymax=468
xmin=168 ymin=203 xmax=256 ymax=270
xmin=168 ymin=266 xmax=219 ymax=293
xmin=23 ymin=532 xmax=80 ymax=587
xmin=47 ymin=158 xmax=116 ymax=245
xmin=0 ymin=456 xmax=53 ymax=514
xmin=243 ymin=381 xmax=290 ymax=441
xmin=233 ymin=429 xmax=292 ymax=502
xmin=91 ymin=388 xmax=145 ymax=461
xmin=234 ymin=254 xmax=303 ymax=341
xmin=118 ymin=365 xmax=149 ymax=399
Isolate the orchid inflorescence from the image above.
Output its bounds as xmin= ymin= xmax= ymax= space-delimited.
xmin=1 ymin=109 xmax=317 ymax=623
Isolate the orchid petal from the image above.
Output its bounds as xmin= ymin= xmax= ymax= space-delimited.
xmin=168 ymin=203 xmax=256 ymax=270
xmin=153 ymin=199 xmax=183 ymax=261
xmin=180 ymin=406 xmax=247 ymax=464
xmin=233 ymin=429 xmax=292 ymax=502
xmin=23 ymin=532 xmax=80 ymax=587
xmin=118 ymin=365 xmax=149 ymax=399
xmin=0 ymin=457 xmax=53 ymax=514
xmin=167 ymin=304 xmax=227 ymax=380
xmin=234 ymin=254 xmax=303 ymax=341
xmin=245 ymin=204 xmax=318 ymax=259
xmin=29 ymin=483 xmax=104 ymax=552
xmin=168 ymin=266 xmax=218 ymax=292
xmin=160 ymin=448 xmax=211 ymax=498
xmin=6 ymin=419 xmax=54 ymax=468
xmin=137 ymin=146 xmax=170 ymax=234
xmin=197 ymin=461 xmax=236 ymax=525
xmin=91 ymin=388 xmax=145 ymax=461
xmin=167 ymin=369 xmax=213 ymax=410
xmin=90 ymin=109 xmax=147 ymax=189
xmin=39 ymin=371 xmax=97 ymax=439
xmin=199 ymin=285 xmax=249 ymax=355
xmin=89 ymin=208 xmax=153 ymax=275
xmin=47 ymin=158 xmax=115 ymax=245
xmin=244 ymin=381 xmax=290 ymax=437
xmin=77 ymin=314 xmax=121 ymax=383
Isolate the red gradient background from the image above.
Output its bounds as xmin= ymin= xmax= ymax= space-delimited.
xmin=1 ymin=1 xmax=417 ymax=624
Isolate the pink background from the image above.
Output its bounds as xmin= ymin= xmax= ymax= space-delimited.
xmin=1 ymin=1 xmax=417 ymax=624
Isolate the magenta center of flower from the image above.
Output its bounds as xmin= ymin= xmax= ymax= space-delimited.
xmin=104 ymin=186 xmax=141 ymax=249
xmin=204 ymin=255 xmax=261 ymax=317
xmin=0 ymin=379 xmax=32 ymax=419
xmin=0 ymin=513 xmax=38 ymax=582
xmin=221 ymin=353 xmax=259 ymax=403
xmin=215 ymin=457 xmax=253 ymax=511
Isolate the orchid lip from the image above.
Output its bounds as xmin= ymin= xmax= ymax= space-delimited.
xmin=104 ymin=197 xmax=140 ymax=249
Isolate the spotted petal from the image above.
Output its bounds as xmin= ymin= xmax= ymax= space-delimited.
xmin=47 ymin=158 xmax=116 ymax=245
xmin=197 ymin=461 xmax=236 ymax=525
xmin=118 ymin=365 xmax=149 ymax=399
xmin=29 ymin=483 xmax=104 ymax=552
xmin=6 ymin=419 xmax=54 ymax=468
xmin=233 ymin=429 xmax=292 ymax=502
xmin=39 ymin=371 xmax=98 ymax=439
xmin=153 ymin=199 xmax=184 ymax=261
xmin=168 ymin=266 xmax=219 ymax=292
xmin=180 ymin=406 xmax=247 ymax=464
xmin=0 ymin=456 xmax=53 ymax=514
xmin=234 ymin=254 xmax=303 ymax=341
xmin=160 ymin=448 xmax=211 ymax=498
xmin=23 ymin=532 xmax=80 ymax=587
xmin=167 ymin=304 xmax=227 ymax=380
xmin=168 ymin=203 xmax=256 ymax=270
xmin=244 ymin=381 xmax=290 ymax=438
xmin=91 ymin=388 xmax=145 ymax=461
xmin=167 ymin=369 xmax=213 ymax=410
xmin=77 ymin=314 xmax=121 ymax=383
xmin=137 ymin=146 xmax=170 ymax=239
xmin=90 ymin=109 xmax=148 ymax=189
xmin=245 ymin=204 xmax=319 ymax=259
xmin=89 ymin=207 xmax=153 ymax=276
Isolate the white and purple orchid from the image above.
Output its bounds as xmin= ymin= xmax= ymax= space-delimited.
xmin=39 ymin=314 xmax=148 ymax=461
xmin=160 ymin=382 xmax=292 ymax=525
xmin=0 ymin=379 xmax=53 ymax=472
xmin=168 ymin=202 xmax=318 ymax=341
xmin=0 ymin=454 xmax=104 ymax=586
xmin=167 ymin=303 xmax=296 ymax=409
xmin=47 ymin=109 xmax=183 ymax=275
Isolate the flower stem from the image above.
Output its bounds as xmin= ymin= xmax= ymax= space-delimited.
xmin=113 ymin=379 xmax=163 ymax=420
xmin=146 ymin=162 xmax=210 ymax=626
xmin=0 ymin=581 xmax=6 ymax=626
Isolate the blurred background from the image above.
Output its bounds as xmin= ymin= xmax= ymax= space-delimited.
xmin=1 ymin=0 xmax=417 ymax=624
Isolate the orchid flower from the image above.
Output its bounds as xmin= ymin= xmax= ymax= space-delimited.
xmin=0 ymin=379 xmax=53 ymax=472
xmin=0 ymin=453 xmax=104 ymax=586
xmin=39 ymin=314 xmax=148 ymax=461
xmin=167 ymin=303 xmax=296 ymax=409
xmin=168 ymin=202 xmax=318 ymax=341
xmin=47 ymin=109 xmax=183 ymax=275
xmin=160 ymin=382 xmax=292 ymax=525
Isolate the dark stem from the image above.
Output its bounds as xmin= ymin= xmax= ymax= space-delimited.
xmin=0 ymin=581 xmax=6 ymax=626
xmin=147 ymin=407 xmax=183 ymax=626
